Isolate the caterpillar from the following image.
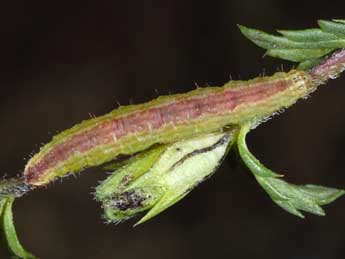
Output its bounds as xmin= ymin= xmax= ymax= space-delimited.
xmin=24 ymin=70 xmax=312 ymax=186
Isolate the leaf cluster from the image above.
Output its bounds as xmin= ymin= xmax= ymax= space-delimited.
xmin=239 ymin=20 xmax=345 ymax=69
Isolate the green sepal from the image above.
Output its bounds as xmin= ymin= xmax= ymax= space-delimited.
xmin=0 ymin=197 xmax=36 ymax=259
xmin=237 ymin=123 xmax=345 ymax=218
xmin=133 ymin=189 xmax=189 ymax=226
xmin=95 ymin=145 xmax=167 ymax=201
xmin=238 ymin=20 xmax=345 ymax=69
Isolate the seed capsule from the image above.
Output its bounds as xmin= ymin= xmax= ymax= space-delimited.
xmin=95 ymin=130 xmax=236 ymax=225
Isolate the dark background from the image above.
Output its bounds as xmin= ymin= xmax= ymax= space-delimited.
xmin=1 ymin=1 xmax=345 ymax=258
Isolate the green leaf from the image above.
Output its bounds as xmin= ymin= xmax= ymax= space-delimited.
xmin=298 ymin=184 xmax=345 ymax=205
xmin=238 ymin=24 xmax=345 ymax=49
xmin=318 ymin=20 xmax=345 ymax=37
xmin=266 ymin=48 xmax=334 ymax=62
xmin=333 ymin=19 xmax=345 ymax=24
xmin=278 ymin=28 xmax=339 ymax=42
xmin=257 ymin=177 xmax=345 ymax=218
xmin=238 ymin=20 xmax=345 ymax=69
xmin=237 ymin=123 xmax=345 ymax=218
xmin=1 ymin=197 xmax=36 ymax=259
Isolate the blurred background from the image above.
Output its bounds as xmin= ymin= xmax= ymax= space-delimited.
xmin=1 ymin=0 xmax=345 ymax=258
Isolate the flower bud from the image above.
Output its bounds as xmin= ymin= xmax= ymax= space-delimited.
xmin=95 ymin=131 xmax=235 ymax=225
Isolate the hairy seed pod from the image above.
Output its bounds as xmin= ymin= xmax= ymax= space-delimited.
xmin=95 ymin=131 xmax=235 ymax=225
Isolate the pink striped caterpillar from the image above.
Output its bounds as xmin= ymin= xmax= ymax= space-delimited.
xmin=24 ymin=70 xmax=312 ymax=186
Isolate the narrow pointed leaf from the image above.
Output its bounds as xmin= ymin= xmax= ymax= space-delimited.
xmin=318 ymin=20 xmax=345 ymax=37
xmin=278 ymin=28 xmax=339 ymax=42
xmin=267 ymin=48 xmax=334 ymax=62
xmin=298 ymin=184 xmax=345 ymax=205
xmin=238 ymin=25 xmax=299 ymax=49
xmin=333 ymin=19 xmax=345 ymax=24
